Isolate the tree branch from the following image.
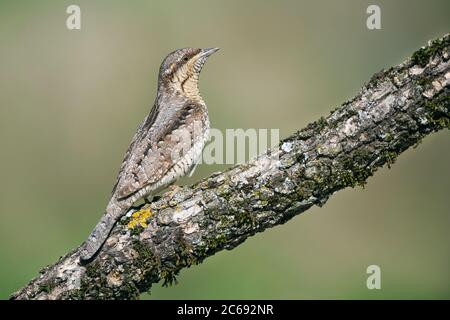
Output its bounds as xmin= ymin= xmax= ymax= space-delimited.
xmin=11 ymin=34 xmax=450 ymax=300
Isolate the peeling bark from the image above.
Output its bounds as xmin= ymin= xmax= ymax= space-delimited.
xmin=11 ymin=34 xmax=450 ymax=300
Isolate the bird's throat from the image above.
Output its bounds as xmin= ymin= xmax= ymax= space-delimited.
xmin=180 ymin=76 xmax=202 ymax=102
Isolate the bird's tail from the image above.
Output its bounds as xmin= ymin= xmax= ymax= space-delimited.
xmin=79 ymin=201 xmax=126 ymax=263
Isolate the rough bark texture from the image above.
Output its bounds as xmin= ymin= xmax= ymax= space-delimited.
xmin=11 ymin=34 xmax=450 ymax=300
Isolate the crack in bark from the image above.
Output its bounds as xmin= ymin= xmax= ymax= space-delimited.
xmin=11 ymin=34 xmax=450 ymax=300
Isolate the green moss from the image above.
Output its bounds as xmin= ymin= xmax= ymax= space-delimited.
xmin=191 ymin=233 xmax=229 ymax=266
xmin=338 ymin=149 xmax=374 ymax=188
xmin=250 ymin=189 xmax=270 ymax=208
xmin=156 ymin=234 xmax=202 ymax=287
xmin=174 ymin=236 xmax=199 ymax=268
xmin=424 ymin=95 xmax=450 ymax=129
xmin=65 ymin=262 xmax=111 ymax=300
xmin=88 ymin=261 xmax=102 ymax=275
xmin=120 ymin=242 xmax=157 ymax=296
xmin=369 ymin=68 xmax=390 ymax=87
xmin=161 ymin=269 xmax=179 ymax=287
xmin=218 ymin=214 xmax=233 ymax=228
xmin=381 ymin=151 xmax=398 ymax=169
xmin=259 ymin=200 xmax=269 ymax=207
xmin=411 ymin=36 xmax=450 ymax=68
xmin=296 ymin=180 xmax=316 ymax=199
xmin=130 ymin=225 xmax=145 ymax=236
xmin=384 ymin=133 xmax=393 ymax=142
xmin=38 ymin=279 xmax=58 ymax=294
xmin=234 ymin=210 xmax=256 ymax=226
xmin=329 ymin=120 xmax=339 ymax=129
xmin=119 ymin=278 xmax=139 ymax=297
xmin=416 ymin=76 xmax=433 ymax=88
xmin=133 ymin=241 xmax=156 ymax=270
xmin=216 ymin=184 xmax=232 ymax=200
xmin=316 ymin=117 xmax=328 ymax=132
xmin=208 ymin=234 xmax=227 ymax=249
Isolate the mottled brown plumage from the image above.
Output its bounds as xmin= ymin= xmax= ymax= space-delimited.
xmin=79 ymin=47 xmax=219 ymax=262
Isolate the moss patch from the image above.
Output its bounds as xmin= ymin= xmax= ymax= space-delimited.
xmin=424 ymin=94 xmax=450 ymax=129
xmin=411 ymin=36 xmax=450 ymax=68
xmin=38 ymin=278 xmax=58 ymax=294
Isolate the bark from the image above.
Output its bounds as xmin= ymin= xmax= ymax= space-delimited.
xmin=11 ymin=34 xmax=450 ymax=300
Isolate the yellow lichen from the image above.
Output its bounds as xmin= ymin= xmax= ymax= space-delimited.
xmin=127 ymin=208 xmax=154 ymax=229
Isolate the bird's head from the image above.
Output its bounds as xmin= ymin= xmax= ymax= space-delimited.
xmin=157 ymin=47 xmax=219 ymax=101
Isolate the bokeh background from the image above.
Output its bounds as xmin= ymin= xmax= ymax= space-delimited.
xmin=1 ymin=0 xmax=449 ymax=299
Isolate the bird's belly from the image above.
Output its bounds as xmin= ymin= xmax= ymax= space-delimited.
xmin=127 ymin=126 xmax=209 ymax=204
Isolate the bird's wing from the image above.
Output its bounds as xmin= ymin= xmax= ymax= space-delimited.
xmin=110 ymin=102 xmax=160 ymax=196
xmin=113 ymin=102 xmax=206 ymax=200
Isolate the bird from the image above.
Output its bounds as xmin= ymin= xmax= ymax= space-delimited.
xmin=79 ymin=47 xmax=219 ymax=262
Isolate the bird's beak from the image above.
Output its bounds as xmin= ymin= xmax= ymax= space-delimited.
xmin=199 ymin=47 xmax=220 ymax=59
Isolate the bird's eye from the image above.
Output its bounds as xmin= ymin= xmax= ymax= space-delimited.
xmin=183 ymin=56 xmax=189 ymax=62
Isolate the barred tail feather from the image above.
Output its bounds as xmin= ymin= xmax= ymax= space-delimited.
xmin=79 ymin=202 xmax=125 ymax=263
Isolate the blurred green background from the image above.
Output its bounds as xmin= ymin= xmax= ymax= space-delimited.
xmin=0 ymin=0 xmax=449 ymax=299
